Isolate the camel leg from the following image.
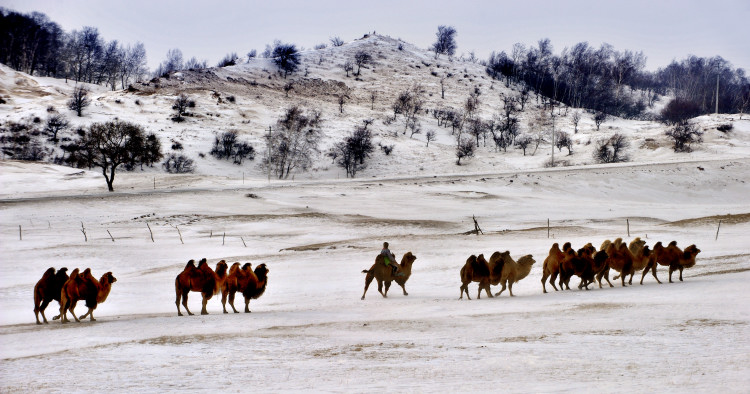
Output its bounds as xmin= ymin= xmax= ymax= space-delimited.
xmin=495 ymin=281 xmax=507 ymax=297
xmin=541 ymin=271 xmax=549 ymax=293
xmin=550 ymin=272 xmax=559 ymax=291
xmin=201 ymin=295 xmax=209 ymax=315
xmin=182 ymin=291 xmax=194 ymax=315
xmin=399 ymin=283 xmax=408 ymax=296
xmin=640 ymin=266 xmax=649 ymax=285
xmin=484 ymin=283 xmax=493 ymax=298
xmin=384 ymin=281 xmax=391 ymax=297
xmin=221 ymin=291 xmax=228 ymax=314
xmin=669 ymin=267 xmax=675 ymax=283
xmin=176 ymin=290 xmax=183 ymax=316
xmin=508 ymin=281 xmax=515 ymax=297
xmin=244 ymin=297 xmax=251 ymax=313
xmin=620 ymin=272 xmax=627 ymax=287
xmin=361 ymin=273 xmax=374 ymax=300
xmin=460 ymin=283 xmax=471 ymax=300
xmin=229 ymin=290 xmax=239 ymax=313
xmin=36 ymin=300 xmax=50 ymax=324
xmin=59 ymin=302 xmax=67 ymax=324
xmin=69 ymin=300 xmax=80 ymax=322
xmin=679 ymin=267 xmax=684 ymax=282
xmin=651 ymin=263 xmax=662 ymax=284
xmin=628 ymin=272 xmax=634 ymax=285
xmin=377 ymin=279 xmax=386 ymax=298
xmin=80 ymin=308 xmax=96 ymax=321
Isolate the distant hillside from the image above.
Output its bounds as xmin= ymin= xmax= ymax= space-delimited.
xmin=1 ymin=34 xmax=750 ymax=187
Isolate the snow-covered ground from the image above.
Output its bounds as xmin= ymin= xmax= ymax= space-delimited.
xmin=1 ymin=34 xmax=750 ymax=392
xmin=1 ymin=157 xmax=749 ymax=392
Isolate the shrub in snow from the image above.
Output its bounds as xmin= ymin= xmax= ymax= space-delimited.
xmin=163 ymin=154 xmax=195 ymax=173
xmin=666 ymin=122 xmax=703 ymax=152
xmin=594 ymin=133 xmax=629 ymax=163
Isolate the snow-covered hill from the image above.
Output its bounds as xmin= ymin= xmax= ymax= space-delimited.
xmin=2 ymin=34 xmax=749 ymax=185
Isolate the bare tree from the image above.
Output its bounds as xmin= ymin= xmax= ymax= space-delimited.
xmin=342 ymin=60 xmax=354 ymax=77
xmin=45 ymin=113 xmax=69 ymax=142
xmin=369 ymin=90 xmax=377 ymax=110
xmin=67 ymin=86 xmax=90 ymax=117
xmin=271 ymin=42 xmax=300 ymax=78
xmin=172 ymin=94 xmax=190 ymax=122
xmin=455 ymin=137 xmax=474 ymax=165
xmin=431 ymin=25 xmax=457 ymax=59
xmin=330 ymin=36 xmax=344 ymax=47
xmin=425 ymin=130 xmax=436 ymax=147
xmin=571 ymin=111 xmax=581 ymax=133
xmin=515 ymin=134 xmax=532 ymax=155
xmin=353 ymin=50 xmax=371 ymax=76
xmin=262 ymin=106 xmax=322 ymax=179
xmin=440 ymin=76 xmax=447 ymax=99
xmin=555 ymin=131 xmax=573 ymax=155
xmin=75 ymin=120 xmax=161 ymax=191
xmin=593 ymin=111 xmax=608 ymax=131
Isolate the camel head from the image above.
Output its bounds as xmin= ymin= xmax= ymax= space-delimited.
xmin=101 ymin=272 xmax=117 ymax=285
xmin=216 ymin=260 xmax=228 ymax=275
xmin=254 ymin=263 xmax=269 ymax=279
xmin=401 ymin=252 xmax=417 ymax=266
xmin=684 ymin=245 xmax=701 ymax=259
xmin=517 ymin=254 xmax=536 ymax=267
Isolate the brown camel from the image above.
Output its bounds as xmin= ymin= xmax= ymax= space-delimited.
xmin=652 ymin=241 xmax=701 ymax=282
xmin=459 ymin=254 xmax=492 ymax=300
xmin=578 ymin=249 xmax=610 ymax=290
xmin=33 ymin=267 xmax=69 ymax=324
xmin=541 ymin=243 xmax=575 ymax=293
xmin=59 ymin=268 xmax=117 ymax=323
xmin=361 ymin=252 xmax=417 ymax=300
xmin=488 ymin=251 xmax=536 ymax=297
xmin=174 ymin=258 xmax=228 ymax=316
xmin=600 ymin=239 xmax=638 ymax=287
xmin=221 ymin=262 xmax=269 ymax=313
xmin=559 ymin=244 xmax=597 ymax=290
xmin=626 ymin=237 xmax=660 ymax=285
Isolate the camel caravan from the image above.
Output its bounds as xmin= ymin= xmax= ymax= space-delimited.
xmin=31 ymin=238 xmax=700 ymax=324
xmin=33 ymin=267 xmax=117 ymax=324
xmin=460 ymin=237 xmax=700 ymax=299
xmin=174 ymin=258 xmax=269 ymax=316
xmin=538 ymin=237 xmax=701 ymax=295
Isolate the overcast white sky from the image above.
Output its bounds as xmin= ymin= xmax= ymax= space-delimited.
xmin=3 ymin=0 xmax=749 ymax=73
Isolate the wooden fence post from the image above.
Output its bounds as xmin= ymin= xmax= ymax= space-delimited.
xmin=81 ymin=222 xmax=87 ymax=242
xmin=146 ymin=222 xmax=154 ymax=242
xmin=627 ymin=219 xmax=630 ymax=237
xmin=715 ymin=220 xmax=722 ymax=241
xmin=107 ymin=229 xmax=115 ymax=242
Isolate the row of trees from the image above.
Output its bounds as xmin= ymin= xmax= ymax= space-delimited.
xmin=0 ymin=10 xmax=148 ymax=89
xmin=486 ymin=38 xmax=749 ymax=119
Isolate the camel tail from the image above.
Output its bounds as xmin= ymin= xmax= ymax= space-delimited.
xmin=362 ymin=269 xmax=370 ymax=274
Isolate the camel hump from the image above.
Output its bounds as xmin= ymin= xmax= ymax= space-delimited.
xmin=197 ymin=258 xmax=208 ymax=268
xmin=42 ymin=267 xmax=56 ymax=279
xmin=184 ymin=259 xmax=196 ymax=270
xmin=69 ymin=268 xmax=80 ymax=280
xmin=242 ymin=263 xmax=253 ymax=271
xmin=668 ymin=240 xmax=678 ymax=247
